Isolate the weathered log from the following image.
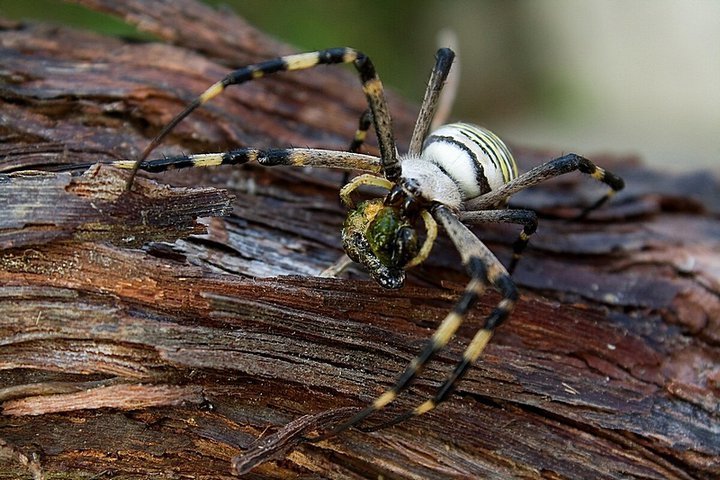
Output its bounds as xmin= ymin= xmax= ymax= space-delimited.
xmin=1 ymin=1 xmax=718 ymax=479
xmin=0 ymin=166 xmax=233 ymax=249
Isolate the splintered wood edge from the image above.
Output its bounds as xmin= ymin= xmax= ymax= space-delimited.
xmin=1 ymin=165 xmax=234 ymax=249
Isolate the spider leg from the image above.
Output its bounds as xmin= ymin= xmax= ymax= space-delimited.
xmin=348 ymin=109 xmax=374 ymax=154
xmin=340 ymin=109 xmax=375 ymax=187
xmin=309 ymin=278 xmax=487 ymax=441
xmin=404 ymin=210 xmax=439 ymax=269
xmin=463 ymin=153 xmax=624 ymax=217
xmin=361 ymin=204 xmax=518 ymax=432
xmin=319 ymin=254 xmax=354 ymax=278
xmin=111 ymin=148 xmax=382 ymax=174
xmin=341 ymin=109 xmax=375 ymax=187
xmin=430 ymin=30 xmax=460 ymax=132
xmin=126 ymin=48 xmax=400 ymax=189
xmin=408 ymin=48 xmax=456 ymax=156
xmin=347 ymin=45 xmax=457 ymax=158
xmin=339 ymin=174 xmax=393 ymax=208
xmin=309 ymin=204 xmax=516 ymax=441
xmin=460 ymin=209 xmax=538 ymax=274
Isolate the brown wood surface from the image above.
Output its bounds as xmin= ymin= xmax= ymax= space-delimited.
xmin=1 ymin=1 xmax=718 ymax=479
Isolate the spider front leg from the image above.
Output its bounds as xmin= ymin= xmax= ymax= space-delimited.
xmin=111 ymin=147 xmax=382 ymax=174
xmin=347 ymin=46 xmax=457 ymax=158
xmin=126 ymin=47 xmax=401 ymax=189
xmin=310 ymin=204 xmax=517 ymax=439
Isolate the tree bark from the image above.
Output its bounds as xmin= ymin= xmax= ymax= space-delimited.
xmin=1 ymin=1 xmax=718 ymax=479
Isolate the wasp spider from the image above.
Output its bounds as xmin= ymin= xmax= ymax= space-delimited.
xmin=116 ymin=47 xmax=624 ymax=439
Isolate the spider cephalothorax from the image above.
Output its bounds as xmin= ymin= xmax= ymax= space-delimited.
xmin=108 ymin=46 xmax=624 ymax=441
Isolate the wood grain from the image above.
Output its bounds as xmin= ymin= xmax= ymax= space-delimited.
xmin=1 ymin=1 xmax=718 ymax=478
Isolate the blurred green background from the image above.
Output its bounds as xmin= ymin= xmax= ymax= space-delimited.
xmin=1 ymin=0 xmax=718 ymax=171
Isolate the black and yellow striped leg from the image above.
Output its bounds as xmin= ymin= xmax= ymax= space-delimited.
xmin=361 ymin=205 xmax=518 ymax=432
xmin=341 ymin=109 xmax=374 ymax=186
xmin=342 ymin=45 xmax=456 ymax=165
xmin=464 ymin=153 xmax=625 ymax=216
xmin=125 ymin=47 xmax=399 ymax=189
xmin=348 ymin=109 xmax=373 ymax=154
xmin=309 ymin=260 xmax=488 ymax=441
xmin=408 ymin=48 xmax=456 ymax=155
xmin=309 ymin=205 xmax=517 ymax=440
xmin=459 ymin=209 xmax=538 ymax=274
xmin=111 ymin=147 xmax=383 ymax=174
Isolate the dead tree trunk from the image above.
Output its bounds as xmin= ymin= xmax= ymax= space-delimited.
xmin=1 ymin=1 xmax=718 ymax=478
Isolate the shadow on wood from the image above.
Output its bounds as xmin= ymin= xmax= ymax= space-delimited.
xmin=1 ymin=1 xmax=718 ymax=478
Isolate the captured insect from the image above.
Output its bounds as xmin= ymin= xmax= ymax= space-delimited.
xmin=110 ymin=47 xmax=624 ymax=439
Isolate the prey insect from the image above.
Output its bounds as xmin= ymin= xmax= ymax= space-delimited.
xmin=115 ymin=47 xmax=624 ymax=439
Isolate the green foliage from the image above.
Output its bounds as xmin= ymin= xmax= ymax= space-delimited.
xmin=0 ymin=0 xmax=155 ymax=40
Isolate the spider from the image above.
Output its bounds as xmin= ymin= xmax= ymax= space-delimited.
xmin=114 ymin=47 xmax=624 ymax=439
